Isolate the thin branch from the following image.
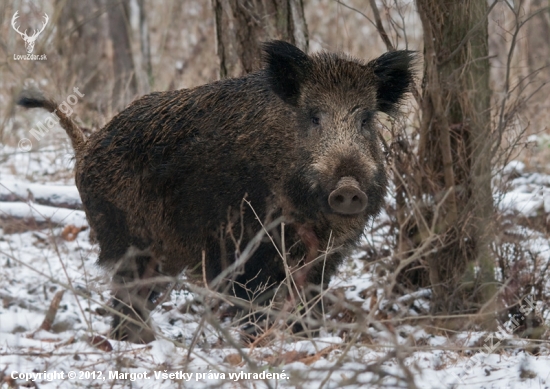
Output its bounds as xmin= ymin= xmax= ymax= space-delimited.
xmin=334 ymin=0 xmax=395 ymax=51
xmin=369 ymin=0 xmax=395 ymax=51
xmin=334 ymin=1 xmax=377 ymax=32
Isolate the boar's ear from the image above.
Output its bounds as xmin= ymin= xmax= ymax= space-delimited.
xmin=369 ymin=50 xmax=416 ymax=114
xmin=262 ymin=41 xmax=310 ymax=106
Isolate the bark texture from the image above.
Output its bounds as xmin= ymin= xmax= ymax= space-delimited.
xmin=212 ymin=0 xmax=308 ymax=78
xmin=54 ymin=0 xmax=109 ymax=126
xmin=405 ymin=0 xmax=495 ymax=315
xmin=107 ymin=0 xmax=138 ymax=112
xmin=526 ymin=0 xmax=550 ymax=76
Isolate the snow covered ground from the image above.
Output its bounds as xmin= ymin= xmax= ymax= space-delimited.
xmin=1 ymin=142 xmax=549 ymax=389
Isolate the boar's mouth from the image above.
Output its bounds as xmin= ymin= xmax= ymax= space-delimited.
xmin=328 ymin=177 xmax=368 ymax=215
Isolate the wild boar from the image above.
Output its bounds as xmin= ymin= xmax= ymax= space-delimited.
xmin=18 ymin=41 xmax=415 ymax=343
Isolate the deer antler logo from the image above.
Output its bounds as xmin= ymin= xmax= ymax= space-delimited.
xmin=11 ymin=11 xmax=49 ymax=54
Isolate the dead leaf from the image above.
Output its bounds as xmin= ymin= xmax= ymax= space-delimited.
xmin=88 ymin=335 xmax=113 ymax=352
xmin=224 ymin=353 xmax=242 ymax=366
xmin=61 ymin=225 xmax=86 ymax=241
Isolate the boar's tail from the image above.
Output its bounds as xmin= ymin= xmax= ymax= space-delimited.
xmin=17 ymin=89 xmax=86 ymax=158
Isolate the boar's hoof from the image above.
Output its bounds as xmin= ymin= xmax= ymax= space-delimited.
xmin=328 ymin=177 xmax=368 ymax=215
xmin=111 ymin=318 xmax=156 ymax=344
xmin=110 ymin=302 xmax=156 ymax=344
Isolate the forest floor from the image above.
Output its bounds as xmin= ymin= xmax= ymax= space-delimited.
xmin=1 ymin=132 xmax=549 ymax=389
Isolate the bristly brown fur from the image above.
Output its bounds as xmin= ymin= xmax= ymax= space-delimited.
xmin=17 ymin=41 xmax=416 ymax=343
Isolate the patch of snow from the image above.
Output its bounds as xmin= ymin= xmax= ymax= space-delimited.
xmin=0 ymin=177 xmax=81 ymax=207
xmin=503 ymin=160 xmax=526 ymax=175
xmin=0 ymin=201 xmax=87 ymax=227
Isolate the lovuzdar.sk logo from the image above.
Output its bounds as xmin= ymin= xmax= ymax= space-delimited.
xmin=11 ymin=10 xmax=48 ymax=60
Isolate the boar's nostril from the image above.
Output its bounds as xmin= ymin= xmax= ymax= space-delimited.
xmin=328 ymin=177 xmax=368 ymax=215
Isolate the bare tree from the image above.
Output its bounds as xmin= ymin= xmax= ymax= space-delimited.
xmin=54 ymin=0 xmax=110 ymax=127
xmin=212 ymin=0 xmax=309 ymax=78
xmin=54 ymin=0 xmax=148 ymax=123
xmin=397 ymin=0 xmax=496 ymax=315
xmin=129 ymin=0 xmax=152 ymax=95
xmin=106 ymin=0 xmax=138 ymax=112
xmin=526 ymin=0 xmax=550 ymax=77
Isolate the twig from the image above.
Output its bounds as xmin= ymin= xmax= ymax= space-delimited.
xmin=369 ymin=0 xmax=395 ymax=51
xmin=38 ymin=290 xmax=65 ymax=332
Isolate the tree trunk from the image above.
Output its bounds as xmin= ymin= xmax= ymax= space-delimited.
xmin=106 ymin=0 xmax=138 ymax=112
xmin=409 ymin=0 xmax=495 ymax=316
xmin=129 ymin=0 xmax=152 ymax=95
xmin=54 ymin=0 xmax=145 ymax=123
xmin=526 ymin=0 xmax=550 ymax=77
xmin=54 ymin=0 xmax=110 ymax=127
xmin=138 ymin=0 xmax=152 ymax=88
xmin=212 ymin=0 xmax=308 ymax=78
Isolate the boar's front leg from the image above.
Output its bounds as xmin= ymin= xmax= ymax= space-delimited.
xmin=290 ymin=224 xmax=320 ymax=296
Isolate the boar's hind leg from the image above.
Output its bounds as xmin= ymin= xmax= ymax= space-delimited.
xmin=109 ymin=247 xmax=165 ymax=343
xmin=86 ymin=197 xmax=165 ymax=343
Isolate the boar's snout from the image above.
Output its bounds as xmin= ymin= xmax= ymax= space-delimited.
xmin=328 ymin=177 xmax=368 ymax=215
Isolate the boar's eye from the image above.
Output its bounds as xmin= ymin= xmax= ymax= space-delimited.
xmin=360 ymin=112 xmax=374 ymax=130
xmin=308 ymin=109 xmax=323 ymax=130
